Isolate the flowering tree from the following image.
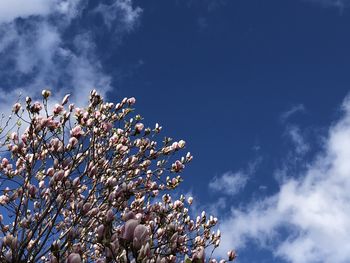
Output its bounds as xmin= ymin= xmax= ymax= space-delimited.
xmin=0 ymin=90 xmax=236 ymax=263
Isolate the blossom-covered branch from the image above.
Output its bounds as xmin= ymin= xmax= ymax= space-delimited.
xmin=0 ymin=90 xmax=236 ymax=263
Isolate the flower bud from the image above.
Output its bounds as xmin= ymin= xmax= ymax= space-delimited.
xmin=12 ymin=103 xmax=21 ymax=114
xmin=135 ymin=123 xmax=144 ymax=133
xmin=42 ymin=89 xmax=51 ymax=98
xmin=62 ymin=94 xmax=70 ymax=105
xmin=82 ymin=203 xmax=92 ymax=214
xmin=178 ymin=140 xmax=186 ymax=148
xmin=121 ymin=219 xmax=139 ymax=241
xmin=53 ymin=104 xmax=64 ymax=115
xmin=227 ymin=250 xmax=236 ymax=261
xmin=187 ymin=196 xmax=193 ymax=205
xmin=67 ymin=253 xmax=81 ymax=263
xmin=127 ymin=97 xmax=136 ymax=105
xmin=106 ymin=209 xmax=114 ymax=222
xmin=133 ymin=224 xmax=149 ymax=250
xmin=97 ymin=225 xmax=105 ymax=239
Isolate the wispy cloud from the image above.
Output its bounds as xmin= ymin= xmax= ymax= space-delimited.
xmin=215 ymin=95 xmax=350 ymax=263
xmin=209 ymin=171 xmax=249 ymax=196
xmin=209 ymin=160 xmax=260 ymax=196
xmin=0 ymin=0 xmax=141 ymax=114
xmin=280 ymin=104 xmax=305 ymax=122
xmin=93 ymin=0 xmax=141 ymax=32
xmin=285 ymin=125 xmax=310 ymax=156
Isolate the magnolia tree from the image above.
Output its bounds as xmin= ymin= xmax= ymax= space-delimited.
xmin=0 ymin=90 xmax=236 ymax=263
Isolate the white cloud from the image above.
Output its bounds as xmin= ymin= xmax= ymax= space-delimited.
xmin=0 ymin=0 xmax=141 ymax=119
xmin=0 ymin=0 xmax=53 ymax=23
xmin=0 ymin=0 xmax=84 ymax=24
xmin=209 ymin=161 xmax=260 ymax=196
xmin=215 ymin=96 xmax=350 ymax=263
xmin=209 ymin=171 xmax=249 ymax=196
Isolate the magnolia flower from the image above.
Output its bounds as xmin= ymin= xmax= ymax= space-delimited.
xmin=1 ymin=158 xmax=9 ymax=166
xmin=227 ymin=250 xmax=237 ymax=261
xmin=106 ymin=209 xmax=114 ymax=222
xmin=49 ymin=256 xmax=58 ymax=263
xmin=67 ymin=253 xmax=81 ymax=263
xmin=135 ymin=123 xmax=144 ymax=133
xmin=123 ymin=211 xmax=136 ymax=221
xmin=32 ymin=102 xmax=42 ymax=113
xmin=139 ymin=242 xmax=151 ymax=258
xmin=42 ymin=89 xmax=51 ymax=98
xmin=82 ymin=203 xmax=92 ymax=214
xmin=70 ymin=126 xmax=84 ymax=138
xmin=172 ymin=160 xmax=185 ymax=172
xmin=121 ymin=219 xmax=140 ymax=241
xmin=127 ymin=97 xmax=136 ymax=105
xmin=53 ymin=104 xmax=64 ymax=115
xmin=133 ymin=224 xmax=149 ymax=250
xmin=178 ymin=140 xmax=186 ymax=148
xmin=102 ymin=122 xmax=113 ymax=132
xmin=192 ymin=246 xmax=205 ymax=263
xmin=62 ymin=94 xmax=70 ymax=105
xmin=97 ymin=225 xmax=105 ymax=240
xmin=47 ymin=168 xmax=55 ymax=177
xmin=54 ymin=170 xmax=65 ymax=181
xmin=0 ymin=91 xmax=229 ymax=262
xmin=0 ymin=195 xmax=9 ymax=205
xmin=69 ymin=137 xmax=78 ymax=147
xmin=187 ymin=196 xmax=193 ymax=205
xmin=12 ymin=103 xmax=21 ymax=114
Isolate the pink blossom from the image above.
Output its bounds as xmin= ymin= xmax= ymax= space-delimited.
xmin=102 ymin=122 xmax=113 ymax=132
xmin=135 ymin=123 xmax=144 ymax=133
xmin=69 ymin=137 xmax=78 ymax=147
xmin=0 ymin=195 xmax=9 ymax=205
xmin=127 ymin=97 xmax=136 ymax=105
xmin=53 ymin=104 xmax=64 ymax=115
xmin=82 ymin=203 xmax=92 ymax=214
xmin=106 ymin=209 xmax=114 ymax=222
xmin=97 ymin=225 xmax=105 ymax=239
xmin=32 ymin=102 xmax=42 ymax=113
xmin=67 ymin=253 xmax=81 ymax=263
xmin=54 ymin=170 xmax=65 ymax=181
xmin=47 ymin=168 xmax=55 ymax=177
xmin=192 ymin=247 xmax=205 ymax=263
xmin=0 ymin=91 xmax=227 ymax=263
xmin=70 ymin=126 xmax=84 ymax=138
xmin=86 ymin=118 xmax=94 ymax=126
xmin=121 ymin=219 xmax=139 ymax=241
xmin=172 ymin=160 xmax=185 ymax=172
xmin=1 ymin=158 xmax=9 ymax=166
xmin=133 ymin=224 xmax=149 ymax=250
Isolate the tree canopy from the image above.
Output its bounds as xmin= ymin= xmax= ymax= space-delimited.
xmin=0 ymin=90 xmax=235 ymax=263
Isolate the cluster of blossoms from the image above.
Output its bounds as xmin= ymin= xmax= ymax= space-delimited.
xmin=0 ymin=90 xmax=236 ymax=263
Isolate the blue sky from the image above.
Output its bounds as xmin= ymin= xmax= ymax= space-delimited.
xmin=1 ymin=0 xmax=350 ymax=262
